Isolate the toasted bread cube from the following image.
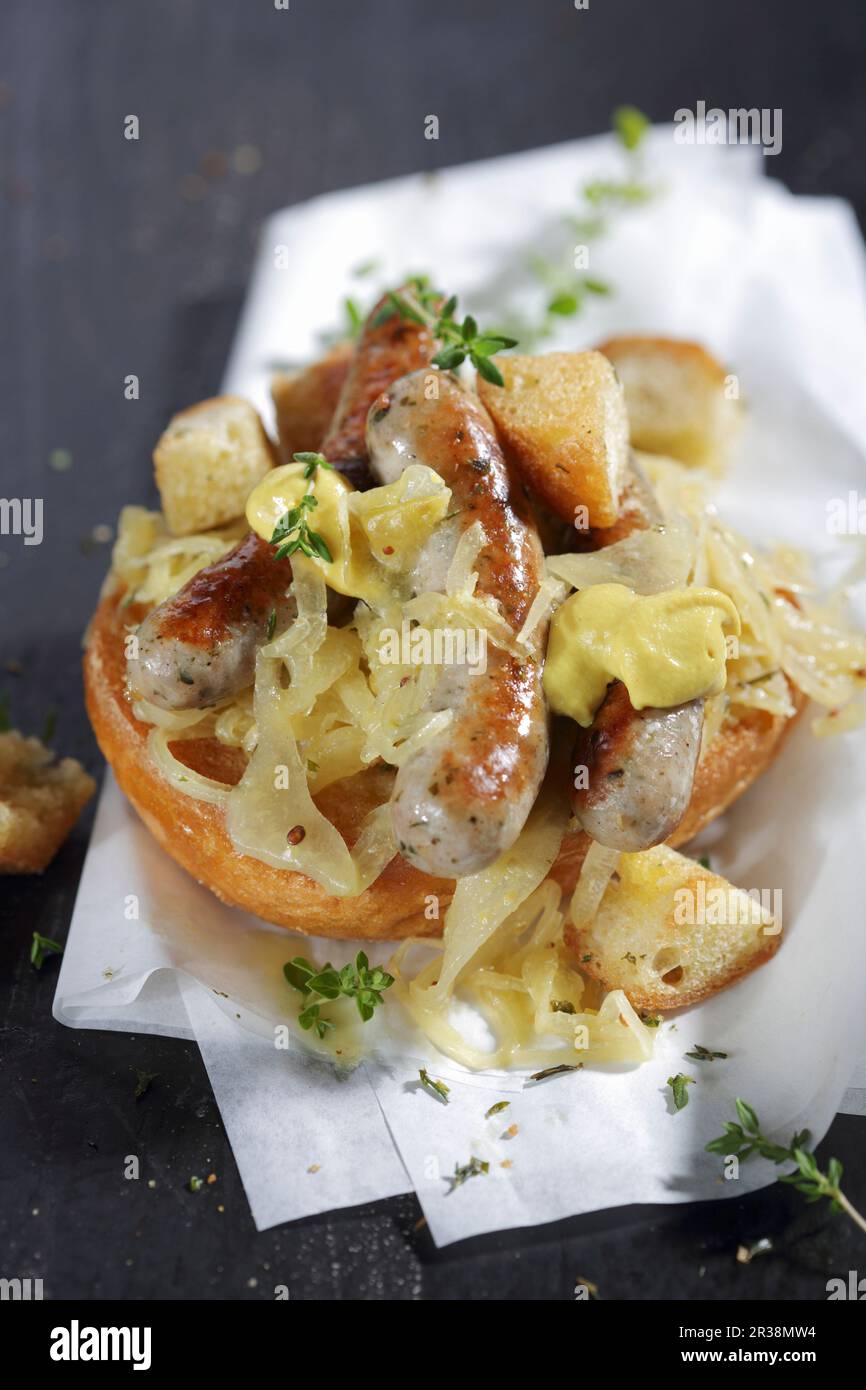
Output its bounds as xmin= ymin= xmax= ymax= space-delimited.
xmin=271 ymin=341 xmax=353 ymax=462
xmin=0 ymin=731 xmax=96 ymax=873
xmin=477 ymin=351 xmax=628 ymax=529
xmin=154 ymin=396 xmax=277 ymax=536
xmin=567 ymin=844 xmax=779 ymax=1012
xmin=597 ymin=336 xmax=740 ymax=470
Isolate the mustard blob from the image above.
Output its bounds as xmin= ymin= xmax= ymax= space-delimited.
xmin=246 ymin=461 xmax=451 ymax=605
xmin=544 ymin=583 xmax=741 ymax=727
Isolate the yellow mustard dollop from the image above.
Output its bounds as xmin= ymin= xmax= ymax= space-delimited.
xmin=543 ymin=582 xmax=741 ymax=726
xmin=246 ymin=461 xmax=451 ymax=604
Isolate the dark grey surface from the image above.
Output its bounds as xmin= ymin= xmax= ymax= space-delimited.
xmin=1 ymin=0 xmax=864 ymax=1301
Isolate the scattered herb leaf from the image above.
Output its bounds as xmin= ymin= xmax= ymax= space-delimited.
xmin=685 ymin=1044 xmax=728 ymax=1062
xmin=529 ymin=1063 xmax=582 ymax=1083
xmin=419 ymin=1068 xmax=450 ymax=1103
xmin=667 ymin=1073 xmax=695 ymax=1111
xmin=134 ymin=1069 xmax=158 ymax=1100
xmin=485 ymin=1100 xmax=510 ymax=1119
xmin=447 ymin=1156 xmax=489 ymax=1192
xmin=31 ymin=933 xmax=63 ymax=970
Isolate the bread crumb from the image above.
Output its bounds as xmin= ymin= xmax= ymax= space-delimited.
xmin=307 ymin=1163 xmax=320 ymax=1174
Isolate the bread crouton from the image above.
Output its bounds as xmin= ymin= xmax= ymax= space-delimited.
xmin=566 ymin=844 xmax=780 ymax=1012
xmin=0 ymin=731 xmax=96 ymax=873
xmin=271 ymin=341 xmax=353 ymax=461
xmin=477 ymin=351 xmax=629 ymax=529
xmin=596 ymin=336 xmax=740 ymax=470
xmin=154 ymin=396 xmax=277 ymax=536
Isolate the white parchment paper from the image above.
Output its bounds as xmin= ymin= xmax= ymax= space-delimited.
xmin=56 ymin=130 xmax=866 ymax=1243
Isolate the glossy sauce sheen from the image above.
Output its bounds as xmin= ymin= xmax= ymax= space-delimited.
xmin=367 ymin=370 xmax=549 ymax=876
xmin=127 ymin=291 xmax=437 ymax=710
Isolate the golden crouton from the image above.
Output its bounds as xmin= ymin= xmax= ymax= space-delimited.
xmin=271 ymin=341 xmax=353 ymax=461
xmin=596 ymin=336 xmax=741 ymax=470
xmin=477 ymin=351 xmax=629 ymax=529
xmin=0 ymin=731 xmax=96 ymax=873
xmin=154 ymin=396 xmax=277 ymax=537
xmin=567 ymin=844 xmax=780 ymax=1011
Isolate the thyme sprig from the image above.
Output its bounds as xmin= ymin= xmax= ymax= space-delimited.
xmin=284 ymin=950 xmax=394 ymax=1039
xmin=519 ymin=104 xmax=654 ymax=345
xmin=270 ymin=451 xmax=334 ymax=563
xmin=373 ymin=282 xmax=518 ymax=387
xmin=706 ymin=1098 xmax=866 ymax=1236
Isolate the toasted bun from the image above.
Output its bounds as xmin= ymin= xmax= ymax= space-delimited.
xmin=84 ymin=585 xmax=805 ymax=939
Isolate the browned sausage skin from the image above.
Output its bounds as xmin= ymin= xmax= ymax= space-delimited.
xmin=127 ymin=290 xmax=438 ymax=710
xmin=367 ymin=370 xmax=549 ymax=876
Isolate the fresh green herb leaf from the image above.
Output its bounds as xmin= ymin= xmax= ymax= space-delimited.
xmin=351 ymin=258 xmax=381 ymax=279
xmin=551 ymin=999 xmax=576 ymax=1014
xmin=667 ymin=1073 xmax=695 ymax=1110
xmin=706 ymin=1097 xmax=866 ymax=1234
xmin=292 ymin=451 xmax=334 ymax=478
xmin=640 ymin=1012 xmax=661 ymax=1027
xmin=474 ymin=354 xmax=505 ymax=387
xmin=266 ymin=609 xmax=277 ymax=642
xmin=698 ymin=855 xmax=712 ymax=871
xmin=485 ymin=1100 xmax=510 ymax=1119
xmin=419 ymin=1068 xmax=450 ymax=1103
xmin=188 ymin=1175 xmax=204 ymax=1193
xmin=30 ymin=932 xmax=63 ymax=970
xmin=283 ymin=950 xmax=394 ymax=1036
xmin=548 ymin=291 xmax=580 ymax=317
xmin=283 ymin=957 xmax=317 ymax=995
xmin=613 ymin=104 xmax=650 ymax=152
xmin=344 ymin=296 xmax=363 ymax=337
xmin=685 ymin=1044 xmax=728 ymax=1062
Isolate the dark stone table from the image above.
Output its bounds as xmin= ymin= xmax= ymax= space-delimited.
xmin=2 ymin=0 xmax=864 ymax=1299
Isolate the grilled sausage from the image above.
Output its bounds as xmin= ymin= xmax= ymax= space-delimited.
xmin=367 ymin=369 xmax=549 ymax=876
xmin=571 ymin=681 xmax=704 ymax=852
xmin=570 ymin=454 xmax=704 ymax=849
xmin=128 ymin=290 xmax=438 ymax=710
